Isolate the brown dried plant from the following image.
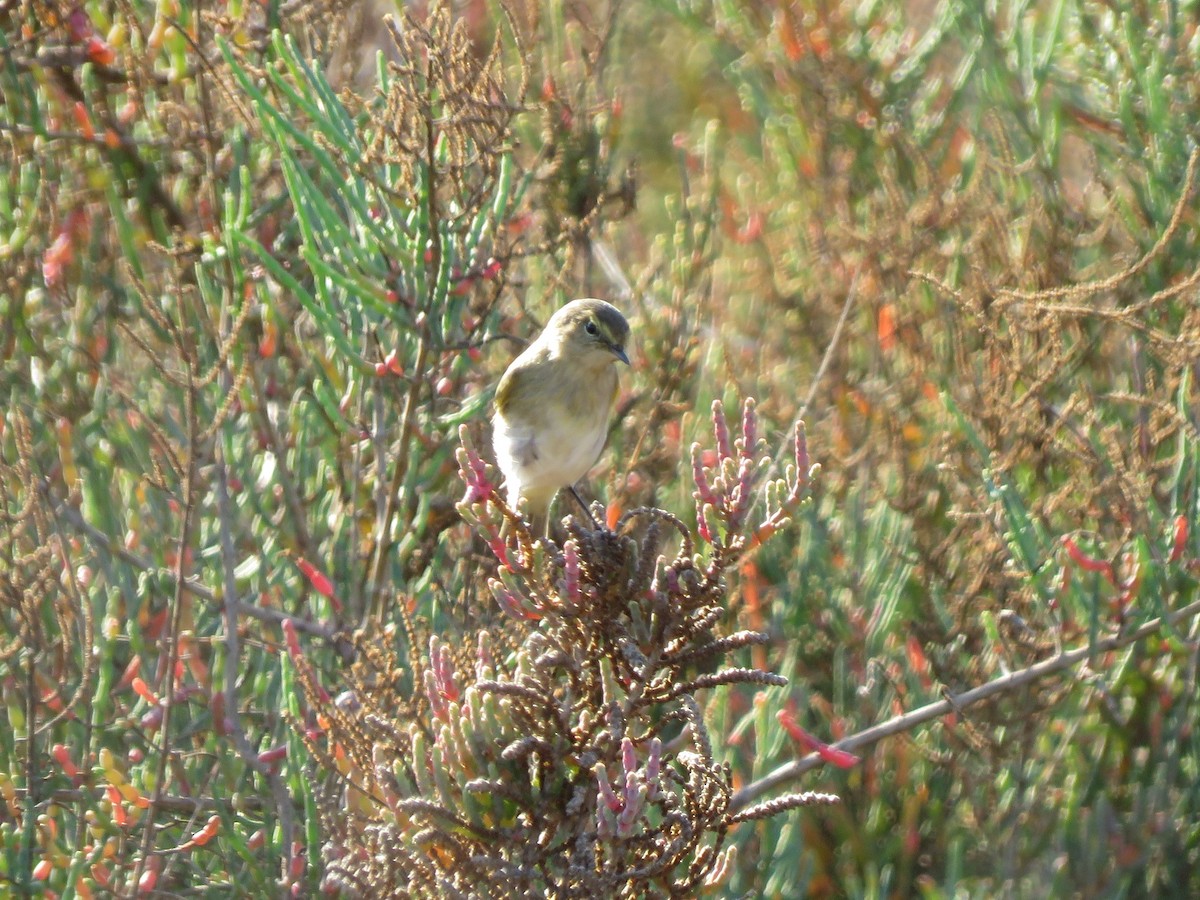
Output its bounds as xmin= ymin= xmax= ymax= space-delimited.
xmin=0 ymin=411 xmax=95 ymax=773
xmin=712 ymin=36 xmax=1200 ymax=667
xmin=364 ymin=7 xmax=526 ymax=233
xmin=283 ymin=400 xmax=834 ymax=898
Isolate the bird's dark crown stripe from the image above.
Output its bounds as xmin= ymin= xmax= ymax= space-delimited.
xmin=591 ymin=307 xmax=629 ymax=341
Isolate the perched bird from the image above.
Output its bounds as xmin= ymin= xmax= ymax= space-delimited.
xmin=492 ymin=299 xmax=631 ymax=536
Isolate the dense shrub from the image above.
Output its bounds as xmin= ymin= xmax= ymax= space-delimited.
xmin=2 ymin=0 xmax=1199 ymax=897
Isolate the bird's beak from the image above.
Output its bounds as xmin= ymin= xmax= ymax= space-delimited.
xmin=611 ymin=344 xmax=631 ymax=366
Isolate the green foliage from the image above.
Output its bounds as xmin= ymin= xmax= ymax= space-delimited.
xmin=644 ymin=0 xmax=1200 ymax=895
xmin=2 ymin=0 xmax=1200 ymax=896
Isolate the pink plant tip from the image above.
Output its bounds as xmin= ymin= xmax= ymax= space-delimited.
xmin=621 ymin=737 xmax=636 ymax=774
xmin=777 ymin=710 xmax=860 ymax=769
xmin=645 ymin=738 xmax=662 ymax=787
xmin=461 ymin=483 xmax=489 ymax=505
xmin=476 ymin=632 xmax=493 ymax=676
xmin=691 ymin=443 xmax=718 ymax=506
xmin=739 ymin=398 xmax=757 ymax=460
xmin=489 ymin=577 xmax=541 ymax=622
xmin=664 ymin=567 xmax=680 ymax=596
xmin=697 ymin=503 xmax=714 ymax=544
xmin=711 ymin=400 xmax=732 ymax=462
xmin=456 ymin=438 xmax=496 ymax=507
xmin=423 ymin=669 xmax=449 ymax=721
xmin=484 ymin=533 xmax=512 ymax=570
xmin=594 ymin=763 xmax=621 ymax=812
xmin=795 ymin=422 xmax=810 ymax=487
xmin=731 ymin=456 xmax=755 ymax=527
xmin=430 ymin=637 xmax=460 ymax=702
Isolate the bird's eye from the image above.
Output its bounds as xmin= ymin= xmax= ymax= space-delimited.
xmin=584 ymin=320 xmax=599 ymax=336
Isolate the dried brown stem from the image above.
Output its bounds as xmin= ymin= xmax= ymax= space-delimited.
xmin=730 ymin=594 xmax=1200 ymax=813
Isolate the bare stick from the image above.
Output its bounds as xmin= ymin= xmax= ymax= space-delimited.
xmin=729 ymin=595 xmax=1200 ymax=813
xmin=215 ymin=436 xmax=296 ymax=881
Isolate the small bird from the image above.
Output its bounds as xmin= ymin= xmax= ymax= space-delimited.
xmin=492 ymin=299 xmax=631 ymax=536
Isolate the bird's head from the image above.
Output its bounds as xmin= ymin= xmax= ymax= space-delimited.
xmin=548 ymin=298 xmax=631 ymax=367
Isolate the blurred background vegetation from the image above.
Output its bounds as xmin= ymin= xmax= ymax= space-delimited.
xmin=2 ymin=0 xmax=1200 ymax=895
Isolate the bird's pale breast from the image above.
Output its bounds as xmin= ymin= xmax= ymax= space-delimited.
xmin=493 ymin=363 xmax=617 ymax=503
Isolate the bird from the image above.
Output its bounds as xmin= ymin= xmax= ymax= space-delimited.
xmin=492 ymin=299 xmax=630 ymax=537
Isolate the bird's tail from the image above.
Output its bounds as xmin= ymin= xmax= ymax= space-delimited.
xmin=528 ymin=508 xmax=550 ymax=540
xmin=503 ymin=484 xmax=554 ymax=540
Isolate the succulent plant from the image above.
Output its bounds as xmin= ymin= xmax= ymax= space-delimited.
xmin=282 ymin=399 xmax=833 ymax=897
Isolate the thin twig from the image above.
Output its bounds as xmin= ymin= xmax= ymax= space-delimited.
xmin=729 ymin=595 xmax=1200 ymax=813
xmin=365 ymin=335 xmax=429 ymax=622
xmin=799 ymin=263 xmax=861 ymax=423
xmin=215 ymin=437 xmax=296 ymax=884
xmin=0 ymin=122 xmax=172 ymax=147
xmin=14 ymin=786 xmax=265 ymax=814
xmin=756 ymin=264 xmax=860 ymax=493
xmin=204 ymin=24 xmax=300 ymax=849
xmin=990 ymin=144 xmax=1200 ymax=306
xmin=247 ymin=360 xmax=315 ymax=555
xmin=132 ymin=315 xmax=200 ymax=892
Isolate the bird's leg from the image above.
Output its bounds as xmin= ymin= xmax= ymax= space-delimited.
xmin=566 ymin=485 xmax=600 ymax=530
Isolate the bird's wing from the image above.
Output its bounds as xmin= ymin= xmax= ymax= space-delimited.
xmin=494 ymin=367 xmax=540 ymax=468
xmin=494 ymin=362 xmax=522 ymax=416
xmin=495 ymin=347 xmax=546 ymax=417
